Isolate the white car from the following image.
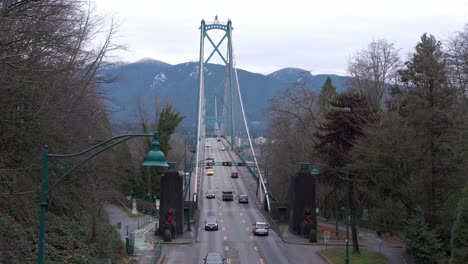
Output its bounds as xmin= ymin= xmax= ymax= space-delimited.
xmin=252 ymin=222 xmax=269 ymax=236
xmin=221 ymin=147 xmax=225 ymax=151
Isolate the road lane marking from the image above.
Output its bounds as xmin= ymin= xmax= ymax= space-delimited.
xmin=224 ymin=235 xmax=228 ymax=241
xmin=225 ymin=245 xmax=229 ymax=251
xmin=246 ymin=227 xmax=249 ymax=231
xmin=254 ymin=246 xmax=258 ymax=251
xmin=222 ymin=227 xmax=226 ymax=231
xmin=250 ymin=235 xmax=254 ymax=240
xmin=260 ymin=257 xmax=265 ymax=264
xmin=219 ymin=212 xmax=223 ymax=216
xmin=240 ymin=212 xmax=243 ymax=216
xmin=221 ymin=219 xmax=224 ymax=223
xmin=242 ymin=219 xmax=246 ymax=223
xmin=227 ymin=258 xmax=232 ymax=264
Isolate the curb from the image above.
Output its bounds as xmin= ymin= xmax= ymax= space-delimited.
xmin=157 ymin=253 xmax=165 ymax=264
xmin=317 ymin=251 xmax=333 ymax=264
xmin=161 ymin=239 xmax=195 ymax=245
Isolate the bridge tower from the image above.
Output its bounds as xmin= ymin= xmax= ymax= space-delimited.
xmin=197 ymin=16 xmax=236 ymax=147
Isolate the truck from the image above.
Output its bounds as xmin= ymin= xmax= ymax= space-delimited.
xmin=222 ymin=191 xmax=233 ymax=201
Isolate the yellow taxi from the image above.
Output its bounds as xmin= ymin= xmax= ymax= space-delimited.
xmin=206 ymin=169 xmax=214 ymax=176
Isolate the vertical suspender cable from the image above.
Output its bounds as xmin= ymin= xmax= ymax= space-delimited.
xmin=231 ymin=43 xmax=271 ymax=212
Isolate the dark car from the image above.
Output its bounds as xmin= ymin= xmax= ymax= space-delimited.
xmin=206 ymin=190 xmax=215 ymax=199
xmin=222 ymin=191 xmax=233 ymax=201
xmin=204 ymin=252 xmax=225 ymax=264
xmin=238 ymin=194 xmax=248 ymax=203
xmin=231 ymin=172 xmax=238 ymax=178
xmin=205 ymin=216 xmax=219 ymax=230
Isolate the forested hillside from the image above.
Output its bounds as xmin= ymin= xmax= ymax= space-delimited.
xmin=264 ymin=31 xmax=468 ymax=263
xmin=0 ymin=1 xmax=137 ymax=263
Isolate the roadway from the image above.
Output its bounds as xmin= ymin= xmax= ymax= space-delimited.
xmin=162 ymin=137 xmax=326 ymax=264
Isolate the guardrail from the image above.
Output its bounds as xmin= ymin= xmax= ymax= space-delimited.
xmin=149 ymin=240 xmax=163 ymax=264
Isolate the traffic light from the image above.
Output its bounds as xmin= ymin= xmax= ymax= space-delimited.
xmin=222 ymin=161 xmax=232 ymax=166
xmin=237 ymin=162 xmax=245 ymax=166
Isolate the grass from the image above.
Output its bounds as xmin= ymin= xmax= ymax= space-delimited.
xmin=124 ymin=207 xmax=147 ymax=218
xmin=319 ymin=247 xmax=387 ymax=264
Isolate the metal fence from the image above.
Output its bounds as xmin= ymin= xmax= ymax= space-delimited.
xmin=149 ymin=240 xmax=163 ymax=264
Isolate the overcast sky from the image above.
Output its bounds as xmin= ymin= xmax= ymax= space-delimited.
xmin=94 ymin=0 xmax=467 ymax=75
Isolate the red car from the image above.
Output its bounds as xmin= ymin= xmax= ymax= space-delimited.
xmin=231 ymin=172 xmax=238 ymax=178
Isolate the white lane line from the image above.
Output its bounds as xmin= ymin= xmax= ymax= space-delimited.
xmin=254 ymin=246 xmax=258 ymax=251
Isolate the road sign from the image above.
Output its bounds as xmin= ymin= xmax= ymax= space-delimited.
xmin=280 ymin=224 xmax=286 ymax=233
xmin=324 ymin=231 xmax=330 ymax=242
xmin=132 ymin=199 xmax=137 ymax=215
xmin=324 ymin=231 xmax=331 ymax=251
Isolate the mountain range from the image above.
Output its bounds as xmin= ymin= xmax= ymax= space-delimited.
xmin=100 ymin=59 xmax=348 ymax=128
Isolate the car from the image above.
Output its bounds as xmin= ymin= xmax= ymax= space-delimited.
xmin=217 ymin=137 xmax=221 ymax=142
xmin=205 ymin=216 xmax=219 ymax=230
xmin=222 ymin=191 xmax=233 ymax=201
xmin=206 ymin=169 xmax=214 ymax=176
xmin=203 ymin=252 xmax=225 ymax=264
xmin=221 ymin=147 xmax=225 ymax=151
xmin=206 ymin=190 xmax=215 ymax=199
xmin=238 ymin=194 xmax=248 ymax=203
xmin=231 ymin=172 xmax=238 ymax=178
xmin=252 ymin=222 xmax=269 ymax=236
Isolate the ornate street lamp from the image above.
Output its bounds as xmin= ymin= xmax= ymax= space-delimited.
xmin=38 ymin=132 xmax=167 ymax=264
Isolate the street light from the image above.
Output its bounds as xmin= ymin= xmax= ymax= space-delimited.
xmin=345 ymin=171 xmax=350 ymax=264
xmin=37 ymin=132 xmax=168 ymax=264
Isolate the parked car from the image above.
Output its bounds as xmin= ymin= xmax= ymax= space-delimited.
xmin=252 ymin=222 xmax=269 ymax=236
xmin=206 ymin=190 xmax=215 ymax=199
xmin=221 ymin=147 xmax=225 ymax=151
xmin=222 ymin=191 xmax=233 ymax=201
xmin=206 ymin=169 xmax=214 ymax=176
xmin=231 ymin=172 xmax=238 ymax=178
xmin=203 ymin=252 xmax=225 ymax=264
xmin=205 ymin=216 xmax=219 ymax=231
xmin=238 ymin=194 xmax=248 ymax=203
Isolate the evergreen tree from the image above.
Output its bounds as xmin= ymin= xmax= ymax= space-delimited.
xmin=318 ymin=77 xmax=338 ymax=114
xmin=405 ymin=209 xmax=445 ymax=264
xmin=315 ymin=93 xmax=378 ymax=254
xmin=450 ymin=182 xmax=468 ymax=264
xmin=157 ymin=105 xmax=185 ymax=155
xmin=398 ymin=33 xmax=458 ymax=229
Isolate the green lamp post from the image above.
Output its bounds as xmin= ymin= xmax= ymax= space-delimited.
xmin=37 ymin=132 xmax=168 ymax=264
xmin=345 ymin=171 xmax=350 ymax=264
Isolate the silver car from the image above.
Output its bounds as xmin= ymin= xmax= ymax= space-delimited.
xmin=252 ymin=222 xmax=269 ymax=236
xmin=206 ymin=190 xmax=215 ymax=199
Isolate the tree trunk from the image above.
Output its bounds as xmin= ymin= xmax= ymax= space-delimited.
xmin=350 ymin=184 xmax=360 ymax=254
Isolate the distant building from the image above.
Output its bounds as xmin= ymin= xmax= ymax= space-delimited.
xmin=255 ymin=136 xmax=267 ymax=145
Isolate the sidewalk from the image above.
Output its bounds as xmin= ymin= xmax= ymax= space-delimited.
xmin=104 ymin=203 xmax=161 ymax=264
xmin=280 ymin=220 xmax=414 ymax=264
